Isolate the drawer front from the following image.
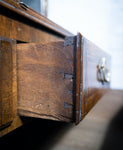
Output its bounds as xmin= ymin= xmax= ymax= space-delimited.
xmin=75 ymin=33 xmax=111 ymax=124
xmin=84 ymin=38 xmax=110 ymax=114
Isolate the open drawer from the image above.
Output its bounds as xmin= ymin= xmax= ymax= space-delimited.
xmin=0 ymin=0 xmax=111 ymax=138
xmin=16 ymin=33 xmax=111 ymax=124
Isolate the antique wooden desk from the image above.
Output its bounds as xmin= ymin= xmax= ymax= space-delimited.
xmin=0 ymin=0 xmax=111 ymax=137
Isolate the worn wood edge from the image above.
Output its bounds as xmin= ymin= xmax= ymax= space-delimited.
xmin=18 ymin=109 xmax=71 ymax=122
xmin=75 ymin=33 xmax=82 ymax=125
xmin=0 ymin=116 xmax=23 ymax=137
xmin=0 ymin=0 xmax=73 ymax=37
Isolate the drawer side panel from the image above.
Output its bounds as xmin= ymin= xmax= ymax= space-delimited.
xmin=17 ymin=41 xmax=74 ymax=122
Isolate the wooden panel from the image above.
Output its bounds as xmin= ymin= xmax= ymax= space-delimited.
xmin=0 ymin=37 xmax=13 ymax=129
xmin=0 ymin=15 xmax=63 ymax=43
xmin=17 ymin=41 xmax=74 ymax=122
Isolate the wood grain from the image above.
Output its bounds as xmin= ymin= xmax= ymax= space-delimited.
xmin=0 ymin=0 xmax=73 ymax=37
xmin=17 ymin=41 xmax=74 ymax=122
xmin=0 ymin=0 xmax=73 ymax=136
xmin=0 ymin=14 xmax=63 ymax=43
xmin=0 ymin=37 xmax=24 ymax=137
xmin=0 ymin=37 xmax=13 ymax=129
xmin=0 ymin=1 xmax=111 ymax=137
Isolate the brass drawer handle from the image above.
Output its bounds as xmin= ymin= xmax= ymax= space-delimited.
xmin=19 ymin=2 xmax=29 ymax=10
xmin=97 ymin=57 xmax=110 ymax=83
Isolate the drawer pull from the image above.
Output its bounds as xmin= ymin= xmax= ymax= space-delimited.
xmin=19 ymin=2 xmax=29 ymax=10
xmin=98 ymin=57 xmax=110 ymax=83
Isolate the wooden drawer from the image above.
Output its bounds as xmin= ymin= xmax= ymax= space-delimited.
xmin=0 ymin=0 xmax=110 ymax=136
xmin=16 ymin=33 xmax=110 ymax=124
